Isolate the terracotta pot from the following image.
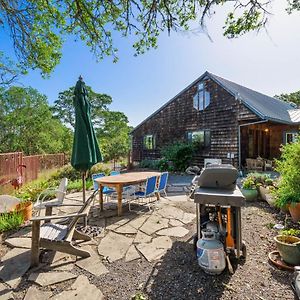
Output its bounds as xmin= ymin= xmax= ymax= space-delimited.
xmin=274 ymin=235 xmax=300 ymax=265
xmin=289 ymin=203 xmax=300 ymax=222
xmin=15 ymin=201 xmax=33 ymax=221
xmin=241 ymin=188 xmax=258 ymax=201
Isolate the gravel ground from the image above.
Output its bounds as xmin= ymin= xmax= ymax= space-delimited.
xmin=0 ymin=200 xmax=296 ymax=300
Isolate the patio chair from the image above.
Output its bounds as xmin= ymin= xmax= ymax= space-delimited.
xmin=30 ymin=190 xmax=97 ymax=267
xmin=91 ymin=173 xmax=116 ymax=202
xmin=34 ymin=178 xmax=68 ymax=216
xmin=128 ymin=175 xmax=158 ymax=211
xmin=110 ymin=170 xmax=120 ymax=176
xmin=156 ymin=172 xmax=169 ymax=198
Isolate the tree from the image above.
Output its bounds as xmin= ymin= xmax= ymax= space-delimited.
xmin=52 ymin=85 xmax=112 ymax=129
xmin=0 ymin=86 xmax=72 ymax=154
xmin=0 ymin=52 xmax=22 ymax=86
xmin=1 ymin=0 xmax=297 ymax=76
xmin=98 ymin=111 xmax=131 ymax=165
xmin=275 ymin=91 xmax=300 ymax=108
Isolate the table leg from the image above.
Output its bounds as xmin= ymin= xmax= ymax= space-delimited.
xmin=196 ymin=203 xmax=201 ymax=240
xmin=116 ymin=184 xmax=123 ymax=216
xmin=235 ymin=207 xmax=242 ymax=258
xmin=99 ymin=185 xmax=103 ymax=211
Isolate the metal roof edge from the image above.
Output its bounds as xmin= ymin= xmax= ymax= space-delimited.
xmin=207 ymin=73 xmax=266 ymax=121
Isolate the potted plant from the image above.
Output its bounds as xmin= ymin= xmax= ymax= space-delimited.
xmin=274 ymin=235 xmax=300 ymax=266
xmin=241 ymin=176 xmax=258 ymax=201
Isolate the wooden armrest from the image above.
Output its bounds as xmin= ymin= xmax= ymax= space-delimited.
xmin=30 ymin=212 xmax=87 ymax=222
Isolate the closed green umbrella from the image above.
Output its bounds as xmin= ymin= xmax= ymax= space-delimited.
xmin=71 ymin=76 xmax=102 ymax=202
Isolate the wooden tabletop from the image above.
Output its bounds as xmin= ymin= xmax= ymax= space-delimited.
xmin=95 ymin=171 xmax=161 ymax=185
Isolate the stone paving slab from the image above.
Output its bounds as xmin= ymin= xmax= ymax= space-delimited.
xmin=169 ymin=219 xmax=184 ymax=227
xmin=125 ymin=245 xmax=140 ymax=262
xmin=98 ymin=232 xmax=133 ymax=262
xmin=9 ymin=227 xmax=32 ymax=238
xmin=4 ymin=237 xmax=32 ymax=249
xmin=155 ymin=205 xmax=185 ymax=220
xmin=52 ymin=275 xmax=104 ymax=300
xmin=139 ymin=215 xmax=169 ymax=235
xmin=76 ymin=246 xmax=109 ymax=276
xmin=114 ymin=223 xmax=138 ymax=235
xmin=156 ymin=226 xmax=189 ymax=237
xmin=136 ymin=236 xmax=172 ymax=262
xmin=24 ymin=286 xmax=52 ymax=300
xmin=0 ymin=282 xmax=13 ymax=300
xmin=28 ymin=272 xmax=77 ymax=287
xmin=105 ymin=217 xmax=132 ymax=231
xmin=180 ymin=212 xmax=196 ymax=224
xmin=133 ymin=231 xmax=152 ymax=244
xmin=0 ymin=248 xmax=31 ymax=288
xmin=126 ymin=215 xmax=150 ymax=230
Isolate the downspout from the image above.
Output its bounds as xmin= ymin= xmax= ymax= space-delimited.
xmin=238 ymin=120 xmax=268 ymax=170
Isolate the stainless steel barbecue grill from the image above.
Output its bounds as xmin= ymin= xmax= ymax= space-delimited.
xmin=191 ymin=164 xmax=246 ymax=266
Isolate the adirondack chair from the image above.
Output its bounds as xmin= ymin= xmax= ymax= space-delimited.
xmin=30 ymin=191 xmax=97 ymax=267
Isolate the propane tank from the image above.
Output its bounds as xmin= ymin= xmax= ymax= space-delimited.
xmin=197 ymin=229 xmax=226 ymax=275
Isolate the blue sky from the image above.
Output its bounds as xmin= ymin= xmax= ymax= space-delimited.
xmin=2 ymin=1 xmax=300 ymax=127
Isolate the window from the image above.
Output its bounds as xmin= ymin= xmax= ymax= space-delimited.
xmin=143 ymin=135 xmax=155 ymax=150
xmin=193 ymin=81 xmax=211 ymax=111
xmin=187 ymin=130 xmax=211 ymax=149
xmin=284 ymin=132 xmax=298 ymax=144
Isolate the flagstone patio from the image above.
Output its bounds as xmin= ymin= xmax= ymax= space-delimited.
xmin=0 ymin=192 xmax=195 ymax=299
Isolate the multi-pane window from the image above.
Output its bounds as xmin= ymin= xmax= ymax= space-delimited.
xmin=285 ymin=132 xmax=298 ymax=144
xmin=193 ymin=82 xmax=210 ymax=111
xmin=143 ymin=135 xmax=155 ymax=150
xmin=187 ymin=130 xmax=211 ymax=149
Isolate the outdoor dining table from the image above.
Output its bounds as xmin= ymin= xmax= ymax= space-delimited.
xmin=95 ymin=171 xmax=161 ymax=216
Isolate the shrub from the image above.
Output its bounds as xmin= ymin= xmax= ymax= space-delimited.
xmin=0 ymin=211 xmax=24 ymax=233
xmin=161 ymin=142 xmax=194 ymax=171
xmin=274 ymin=139 xmax=300 ymax=207
xmin=157 ymin=158 xmax=169 ymax=171
xmin=139 ymin=159 xmax=160 ymax=170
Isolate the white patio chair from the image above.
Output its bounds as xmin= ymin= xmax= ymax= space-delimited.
xmin=34 ymin=178 xmax=68 ymax=216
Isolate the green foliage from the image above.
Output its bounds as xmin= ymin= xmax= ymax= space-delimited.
xmin=0 ymin=86 xmax=72 ymax=155
xmin=99 ymin=111 xmax=131 ymax=162
xmin=1 ymin=1 xmax=289 ymax=76
xmin=0 ymin=211 xmax=24 ymax=233
xmin=241 ymin=177 xmax=256 ymax=189
xmin=275 ymin=90 xmax=300 ymax=108
xmin=161 ymin=142 xmax=194 ymax=171
xmin=280 ymin=228 xmax=300 ymax=237
xmin=51 ymin=164 xmax=82 ymax=181
xmin=139 ymin=159 xmax=160 ymax=170
xmin=14 ymin=178 xmax=53 ymax=202
xmin=68 ymin=179 xmax=93 ymax=192
xmin=52 ymin=86 xmax=112 ymax=129
xmin=132 ymin=292 xmax=147 ymax=300
xmin=274 ymin=139 xmax=300 ymax=207
xmin=157 ymin=158 xmax=169 ymax=172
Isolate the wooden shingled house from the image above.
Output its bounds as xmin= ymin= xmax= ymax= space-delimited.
xmin=131 ymin=71 xmax=300 ymax=169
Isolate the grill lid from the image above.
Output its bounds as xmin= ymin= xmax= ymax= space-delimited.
xmin=196 ymin=164 xmax=238 ymax=190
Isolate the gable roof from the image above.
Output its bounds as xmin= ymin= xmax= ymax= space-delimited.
xmin=132 ymin=71 xmax=300 ymax=132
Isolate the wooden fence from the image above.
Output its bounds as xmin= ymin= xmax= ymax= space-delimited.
xmin=0 ymin=152 xmax=66 ymax=193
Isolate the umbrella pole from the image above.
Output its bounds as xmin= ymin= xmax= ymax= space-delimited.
xmin=82 ymin=172 xmax=87 ymax=227
xmin=82 ymin=172 xmax=86 ymax=203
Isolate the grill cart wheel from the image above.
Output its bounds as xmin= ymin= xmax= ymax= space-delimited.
xmin=193 ymin=234 xmax=198 ymax=251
